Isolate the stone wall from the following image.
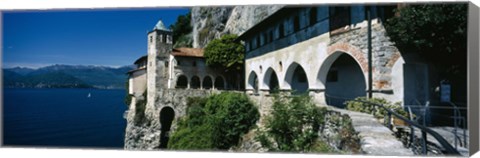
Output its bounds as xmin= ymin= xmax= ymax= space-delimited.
xmin=124 ymin=89 xmax=219 ymax=149
xmin=328 ymin=20 xmax=403 ymax=102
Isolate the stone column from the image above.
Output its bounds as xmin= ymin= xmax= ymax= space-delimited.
xmin=309 ymin=89 xmax=327 ymax=106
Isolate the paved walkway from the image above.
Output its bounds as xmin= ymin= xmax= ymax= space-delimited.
xmin=331 ymin=107 xmax=415 ymax=156
xmin=430 ymin=127 xmax=469 ymax=156
xmin=409 ymin=126 xmax=469 ymax=156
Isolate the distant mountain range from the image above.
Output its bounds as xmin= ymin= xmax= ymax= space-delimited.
xmin=3 ymin=64 xmax=135 ymax=89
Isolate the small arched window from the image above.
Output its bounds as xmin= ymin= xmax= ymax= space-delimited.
xmin=279 ymin=61 xmax=283 ymax=72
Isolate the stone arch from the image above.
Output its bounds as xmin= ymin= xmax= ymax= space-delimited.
xmin=190 ymin=75 xmax=201 ymax=89
xmin=159 ymin=106 xmax=175 ymax=148
xmin=247 ymin=71 xmax=259 ymax=93
xmin=203 ymin=76 xmax=213 ymax=89
xmin=214 ymin=76 xmax=226 ymax=90
xmin=284 ymin=62 xmax=309 ymax=94
xmin=317 ymin=47 xmax=373 ymax=89
xmin=318 ymin=52 xmax=367 ymax=108
xmin=327 ymin=42 xmax=369 ymax=73
xmin=175 ymin=75 xmax=188 ymax=89
xmin=262 ymin=67 xmax=279 ymax=92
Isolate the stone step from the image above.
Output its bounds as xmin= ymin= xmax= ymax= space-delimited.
xmin=330 ymin=107 xmax=414 ymax=156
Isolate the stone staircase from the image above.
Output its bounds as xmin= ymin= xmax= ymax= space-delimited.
xmin=330 ymin=107 xmax=415 ymax=156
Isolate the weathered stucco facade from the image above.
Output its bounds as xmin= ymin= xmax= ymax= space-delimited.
xmin=167 ymin=48 xmax=227 ymax=90
xmin=127 ymin=56 xmax=147 ymax=97
xmin=239 ymin=6 xmax=408 ymax=108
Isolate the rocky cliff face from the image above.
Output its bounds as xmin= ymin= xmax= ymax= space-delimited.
xmin=191 ymin=5 xmax=283 ymax=48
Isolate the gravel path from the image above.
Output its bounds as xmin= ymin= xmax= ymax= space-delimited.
xmin=331 ymin=107 xmax=415 ymax=156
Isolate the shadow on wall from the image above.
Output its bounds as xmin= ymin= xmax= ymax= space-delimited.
xmin=285 ymin=63 xmax=309 ymax=95
xmin=324 ymin=53 xmax=366 ymax=108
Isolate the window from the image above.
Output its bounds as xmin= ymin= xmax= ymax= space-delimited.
xmin=260 ymin=33 xmax=265 ymax=46
xmin=264 ymin=31 xmax=268 ymax=44
xmin=327 ymin=69 xmax=338 ymax=82
xmin=279 ymin=61 xmax=283 ymax=72
xmin=310 ymin=7 xmax=317 ymax=25
xmin=166 ymin=35 xmax=171 ymax=44
xmin=268 ymin=30 xmax=273 ymax=43
xmin=256 ymin=36 xmax=260 ymax=48
xmin=149 ymin=36 xmax=153 ymax=43
xmin=177 ymin=60 xmax=181 ymax=66
xmin=329 ymin=6 xmax=351 ymax=32
xmin=192 ymin=61 xmax=197 ymax=67
xmin=293 ymin=15 xmax=300 ymax=32
xmin=279 ymin=22 xmax=285 ymax=38
xmin=250 ymin=38 xmax=256 ymax=50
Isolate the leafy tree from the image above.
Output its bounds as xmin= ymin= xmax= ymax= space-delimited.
xmin=204 ymin=34 xmax=245 ymax=72
xmin=204 ymin=34 xmax=245 ymax=89
xmin=170 ymin=11 xmax=192 ymax=47
xmin=385 ymin=4 xmax=467 ymax=102
xmin=385 ymin=4 xmax=467 ymax=63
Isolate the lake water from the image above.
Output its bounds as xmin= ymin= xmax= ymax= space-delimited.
xmin=3 ymin=88 xmax=127 ymax=149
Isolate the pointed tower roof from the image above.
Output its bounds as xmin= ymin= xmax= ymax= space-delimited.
xmin=153 ymin=20 xmax=170 ymax=31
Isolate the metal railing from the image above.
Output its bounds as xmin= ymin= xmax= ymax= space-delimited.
xmin=405 ymin=103 xmax=468 ymax=150
xmin=324 ymin=94 xmax=462 ymax=156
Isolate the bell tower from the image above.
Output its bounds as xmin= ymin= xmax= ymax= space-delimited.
xmin=146 ymin=20 xmax=173 ymax=108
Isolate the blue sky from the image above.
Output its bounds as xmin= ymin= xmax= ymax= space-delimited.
xmin=2 ymin=8 xmax=189 ymax=68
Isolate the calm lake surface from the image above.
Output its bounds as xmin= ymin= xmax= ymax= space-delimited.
xmin=3 ymin=88 xmax=127 ymax=149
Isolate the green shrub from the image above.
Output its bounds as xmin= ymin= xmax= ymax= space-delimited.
xmin=204 ymin=92 xmax=260 ymax=149
xmin=168 ymin=92 xmax=259 ymax=150
xmin=256 ymin=94 xmax=328 ymax=152
xmin=167 ymin=122 xmax=214 ymax=150
xmin=184 ymin=97 xmax=208 ymax=127
xmin=133 ymin=90 xmax=147 ymax=126
xmin=310 ymin=140 xmax=334 ymax=153
xmin=345 ymin=97 xmax=411 ymax=119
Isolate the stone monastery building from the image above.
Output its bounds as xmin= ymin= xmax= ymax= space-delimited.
xmin=127 ymin=20 xmax=228 ymax=106
xmin=124 ymin=5 xmax=464 ymax=149
xmin=237 ymin=5 xmax=437 ymax=109
xmin=128 ymin=4 xmax=443 ymax=120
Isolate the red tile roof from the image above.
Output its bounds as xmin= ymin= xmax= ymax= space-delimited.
xmin=171 ymin=47 xmax=204 ymax=58
xmin=133 ymin=55 xmax=147 ymax=65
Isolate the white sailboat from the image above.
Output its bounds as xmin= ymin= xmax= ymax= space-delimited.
xmin=87 ymin=93 xmax=91 ymax=98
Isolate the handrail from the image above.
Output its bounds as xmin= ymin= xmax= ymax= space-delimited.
xmin=349 ymin=99 xmax=461 ymax=155
xmin=448 ymin=102 xmax=468 ymax=149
